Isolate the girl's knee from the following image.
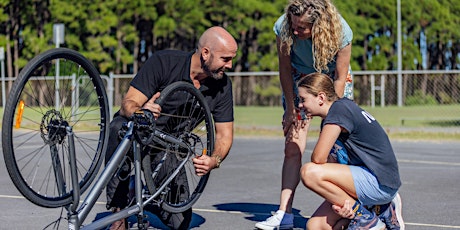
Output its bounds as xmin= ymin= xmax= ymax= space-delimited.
xmin=300 ymin=163 xmax=323 ymax=188
xmin=306 ymin=217 xmax=323 ymax=230
xmin=300 ymin=162 xmax=320 ymax=178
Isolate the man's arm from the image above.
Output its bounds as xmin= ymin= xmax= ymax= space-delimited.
xmin=211 ymin=121 xmax=233 ymax=161
xmin=119 ymin=86 xmax=148 ymax=117
xmin=119 ymin=86 xmax=161 ymax=118
xmin=193 ymin=121 xmax=233 ymax=176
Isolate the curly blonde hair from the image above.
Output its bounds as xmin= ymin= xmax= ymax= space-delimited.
xmin=279 ymin=0 xmax=343 ymax=73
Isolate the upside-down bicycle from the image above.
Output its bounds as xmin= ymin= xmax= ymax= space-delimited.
xmin=2 ymin=48 xmax=215 ymax=229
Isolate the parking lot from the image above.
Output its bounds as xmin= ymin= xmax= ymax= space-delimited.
xmin=1 ymin=137 xmax=460 ymax=229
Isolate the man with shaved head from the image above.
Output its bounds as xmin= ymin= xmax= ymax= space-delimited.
xmin=106 ymin=26 xmax=237 ymax=230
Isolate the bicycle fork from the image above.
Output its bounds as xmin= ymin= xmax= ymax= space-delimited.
xmin=66 ymin=122 xmax=150 ymax=230
xmin=66 ymin=126 xmax=81 ymax=229
xmin=133 ymin=142 xmax=149 ymax=229
xmin=47 ymin=125 xmax=81 ymax=229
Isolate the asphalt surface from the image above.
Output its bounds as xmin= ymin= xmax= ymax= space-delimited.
xmin=1 ymin=137 xmax=460 ymax=230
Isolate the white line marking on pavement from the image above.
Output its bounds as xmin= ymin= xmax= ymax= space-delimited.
xmin=194 ymin=208 xmax=460 ymax=229
xmin=398 ymin=159 xmax=460 ymax=166
xmin=2 ymin=196 xmax=460 ymax=228
xmin=0 ymin=194 xmax=106 ymax=205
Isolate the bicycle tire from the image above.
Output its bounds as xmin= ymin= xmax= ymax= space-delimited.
xmin=142 ymin=81 xmax=215 ymax=213
xmin=2 ymin=48 xmax=109 ymax=208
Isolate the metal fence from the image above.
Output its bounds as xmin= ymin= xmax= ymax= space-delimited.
xmin=105 ymin=70 xmax=460 ymax=127
xmin=224 ymin=70 xmax=460 ymax=107
xmin=1 ymin=70 xmax=459 ymax=127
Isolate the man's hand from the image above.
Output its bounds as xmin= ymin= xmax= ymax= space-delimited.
xmin=192 ymin=155 xmax=218 ymax=176
xmin=142 ymin=92 xmax=161 ymax=119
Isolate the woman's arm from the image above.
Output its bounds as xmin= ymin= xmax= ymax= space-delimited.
xmin=334 ymin=44 xmax=352 ymax=97
xmin=276 ymin=36 xmax=297 ymax=135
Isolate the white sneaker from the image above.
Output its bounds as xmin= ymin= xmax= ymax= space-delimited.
xmin=377 ymin=193 xmax=405 ymax=230
xmin=255 ymin=210 xmax=294 ymax=230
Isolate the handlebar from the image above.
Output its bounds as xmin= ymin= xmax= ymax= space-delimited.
xmin=118 ymin=109 xmax=157 ymax=146
xmin=132 ymin=109 xmax=156 ymax=145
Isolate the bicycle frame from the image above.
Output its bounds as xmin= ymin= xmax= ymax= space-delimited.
xmin=62 ymin=120 xmax=193 ymax=230
xmin=1 ymin=50 xmax=214 ymax=229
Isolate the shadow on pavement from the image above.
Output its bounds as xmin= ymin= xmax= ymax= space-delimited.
xmin=214 ymin=202 xmax=308 ymax=229
xmin=93 ymin=210 xmax=205 ymax=229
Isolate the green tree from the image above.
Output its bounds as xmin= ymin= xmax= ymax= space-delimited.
xmin=2 ymin=0 xmax=458 ymax=75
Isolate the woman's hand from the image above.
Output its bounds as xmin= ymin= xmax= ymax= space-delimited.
xmin=283 ymin=109 xmax=311 ymax=139
xmin=282 ymin=108 xmax=297 ymax=136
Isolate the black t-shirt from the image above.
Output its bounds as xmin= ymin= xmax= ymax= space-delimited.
xmin=323 ymin=98 xmax=401 ymax=189
xmin=130 ymin=49 xmax=234 ymax=123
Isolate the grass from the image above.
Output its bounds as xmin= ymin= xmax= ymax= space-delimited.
xmin=234 ymin=105 xmax=460 ymax=141
xmin=1 ymin=105 xmax=459 ymax=141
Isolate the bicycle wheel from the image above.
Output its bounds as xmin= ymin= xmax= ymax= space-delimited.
xmin=142 ymin=81 xmax=215 ymax=213
xmin=2 ymin=48 xmax=109 ymax=208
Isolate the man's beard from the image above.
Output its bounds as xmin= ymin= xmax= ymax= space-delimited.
xmin=201 ymin=55 xmax=224 ymax=80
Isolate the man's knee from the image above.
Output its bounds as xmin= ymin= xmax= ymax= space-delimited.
xmin=105 ymin=114 xmax=131 ymax=209
xmin=109 ymin=115 xmax=128 ymax=136
xmin=167 ymin=208 xmax=192 ymax=230
xmin=105 ymin=115 xmax=129 ymax=163
xmin=148 ymin=206 xmax=192 ymax=230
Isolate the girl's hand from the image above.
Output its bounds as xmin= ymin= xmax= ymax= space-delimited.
xmin=332 ymin=199 xmax=355 ymax=219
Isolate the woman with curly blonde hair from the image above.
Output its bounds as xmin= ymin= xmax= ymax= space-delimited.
xmin=255 ymin=0 xmax=353 ymax=229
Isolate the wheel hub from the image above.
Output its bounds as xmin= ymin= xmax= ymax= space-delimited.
xmin=40 ymin=110 xmax=69 ymax=145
